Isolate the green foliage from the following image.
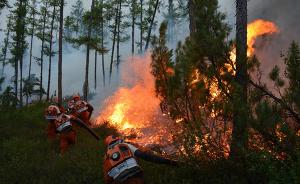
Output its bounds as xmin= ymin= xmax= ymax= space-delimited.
xmin=285 ymin=41 xmax=300 ymax=110
xmin=0 ymin=86 xmax=19 ymax=107
xmin=151 ymin=0 xmax=232 ymax=161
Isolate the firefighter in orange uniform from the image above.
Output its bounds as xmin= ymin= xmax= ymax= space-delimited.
xmin=45 ymin=105 xmax=99 ymax=154
xmin=103 ymin=135 xmax=177 ymax=184
xmin=44 ymin=105 xmax=65 ymax=140
xmin=67 ymin=95 xmax=94 ymax=126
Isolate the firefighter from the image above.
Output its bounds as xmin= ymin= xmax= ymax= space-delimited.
xmin=103 ymin=135 xmax=177 ymax=184
xmin=67 ymin=95 xmax=94 ymax=126
xmin=45 ymin=105 xmax=99 ymax=154
xmin=44 ymin=105 xmax=65 ymax=140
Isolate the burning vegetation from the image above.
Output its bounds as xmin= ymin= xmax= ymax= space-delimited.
xmin=94 ymin=17 xmax=298 ymax=163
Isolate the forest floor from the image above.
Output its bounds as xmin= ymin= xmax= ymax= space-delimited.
xmin=0 ymin=103 xmax=198 ymax=184
xmin=1 ymin=103 xmax=299 ymax=184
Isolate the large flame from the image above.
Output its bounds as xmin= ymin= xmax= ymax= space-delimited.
xmin=96 ymin=54 xmax=174 ymax=148
xmin=230 ymin=19 xmax=279 ymax=60
xmin=247 ymin=19 xmax=279 ymax=56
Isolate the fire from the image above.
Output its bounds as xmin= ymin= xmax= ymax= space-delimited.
xmin=230 ymin=19 xmax=279 ymax=61
xmin=96 ymin=54 xmax=174 ymax=148
xmin=247 ymin=19 xmax=279 ymax=56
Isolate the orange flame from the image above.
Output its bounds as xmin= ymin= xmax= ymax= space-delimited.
xmin=247 ymin=19 xmax=279 ymax=56
xmin=96 ymin=54 xmax=174 ymax=147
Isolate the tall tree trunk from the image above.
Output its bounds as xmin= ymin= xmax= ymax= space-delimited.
xmin=101 ymin=0 xmax=105 ymax=86
xmin=84 ymin=0 xmax=95 ymax=101
xmin=19 ymin=51 xmax=24 ymax=106
xmin=230 ymin=0 xmax=248 ymax=162
xmin=109 ymin=4 xmax=119 ymax=81
xmin=131 ymin=0 xmax=136 ymax=55
xmin=27 ymin=12 xmax=35 ymax=105
xmin=47 ymin=5 xmax=56 ymax=101
xmin=39 ymin=2 xmax=48 ymax=101
xmin=188 ymin=0 xmax=196 ymax=34
xmin=116 ymin=0 xmax=122 ymax=70
xmin=168 ymin=0 xmax=174 ymax=43
xmin=94 ymin=50 xmax=97 ymax=89
xmin=1 ymin=17 xmax=10 ymax=77
xmin=144 ymin=0 xmax=159 ymax=51
xmin=58 ymin=0 xmax=64 ymax=106
xmin=139 ymin=0 xmax=143 ymax=53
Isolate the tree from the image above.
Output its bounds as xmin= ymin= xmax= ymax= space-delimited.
xmin=151 ymin=0 xmax=232 ymax=160
xmin=230 ymin=0 xmax=248 ymax=162
xmin=129 ymin=0 xmax=139 ymax=55
xmin=36 ymin=0 xmax=50 ymax=101
xmin=0 ymin=13 xmax=12 ymax=78
xmin=26 ymin=0 xmax=37 ymax=104
xmin=58 ymin=0 xmax=64 ymax=105
xmin=10 ymin=0 xmax=28 ymax=106
xmin=285 ymin=41 xmax=300 ymax=110
xmin=83 ymin=0 xmax=96 ymax=101
xmin=46 ymin=0 xmax=59 ymax=101
xmin=144 ymin=0 xmax=159 ymax=51
xmin=109 ymin=0 xmax=119 ymax=80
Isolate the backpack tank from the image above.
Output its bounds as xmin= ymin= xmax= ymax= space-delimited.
xmin=104 ymin=143 xmax=142 ymax=183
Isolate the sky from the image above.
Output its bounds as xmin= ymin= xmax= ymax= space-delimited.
xmin=0 ymin=0 xmax=299 ymax=109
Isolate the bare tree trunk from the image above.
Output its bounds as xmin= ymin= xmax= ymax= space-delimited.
xmin=39 ymin=2 xmax=48 ymax=101
xmin=84 ymin=0 xmax=95 ymax=101
xmin=139 ymin=0 xmax=143 ymax=53
xmin=230 ymin=0 xmax=248 ymax=162
xmin=1 ymin=17 xmax=10 ymax=77
xmin=109 ymin=5 xmax=119 ymax=81
xmin=27 ymin=13 xmax=35 ymax=105
xmin=94 ymin=50 xmax=97 ymax=89
xmin=58 ymin=0 xmax=64 ymax=106
xmin=101 ymin=0 xmax=105 ymax=86
xmin=116 ymin=0 xmax=122 ymax=70
xmin=131 ymin=0 xmax=136 ymax=55
xmin=47 ymin=5 xmax=56 ymax=101
xmin=188 ymin=0 xmax=196 ymax=34
xmin=144 ymin=0 xmax=159 ymax=51
xmin=168 ymin=0 xmax=174 ymax=43
xmin=101 ymin=2 xmax=105 ymax=85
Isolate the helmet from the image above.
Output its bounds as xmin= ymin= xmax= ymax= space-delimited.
xmin=72 ymin=95 xmax=81 ymax=101
xmin=104 ymin=135 xmax=122 ymax=147
xmin=45 ymin=105 xmax=61 ymax=120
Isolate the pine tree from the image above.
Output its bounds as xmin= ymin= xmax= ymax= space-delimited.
xmin=26 ymin=0 xmax=37 ymax=105
xmin=230 ymin=0 xmax=248 ymax=162
xmin=109 ymin=0 xmax=119 ymax=80
xmin=0 ymin=13 xmax=12 ymax=78
xmin=83 ymin=0 xmax=96 ymax=101
xmin=57 ymin=0 xmax=64 ymax=105
xmin=151 ymin=0 xmax=232 ymax=160
xmin=46 ymin=0 xmax=59 ymax=101
xmin=129 ymin=0 xmax=139 ymax=55
xmin=36 ymin=0 xmax=50 ymax=101
xmin=144 ymin=0 xmax=159 ymax=51
xmin=285 ymin=41 xmax=300 ymax=110
xmin=138 ymin=0 xmax=143 ymax=53
xmin=10 ymin=0 xmax=28 ymax=106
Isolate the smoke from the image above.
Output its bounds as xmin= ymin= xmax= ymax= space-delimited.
xmin=248 ymin=0 xmax=300 ymax=78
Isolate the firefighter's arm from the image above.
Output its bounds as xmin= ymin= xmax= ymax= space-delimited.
xmin=86 ymin=103 xmax=94 ymax=112
xmin=71 ymin=116 xmax=100 ymax=140
xmin=133 ymin=149 xmax=178 ymax=166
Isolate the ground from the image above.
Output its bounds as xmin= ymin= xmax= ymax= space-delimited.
xmin=0 ymin=103 xmax=191 ymax=184
xmin=1 ymin=103 xmax=299 ymax=184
